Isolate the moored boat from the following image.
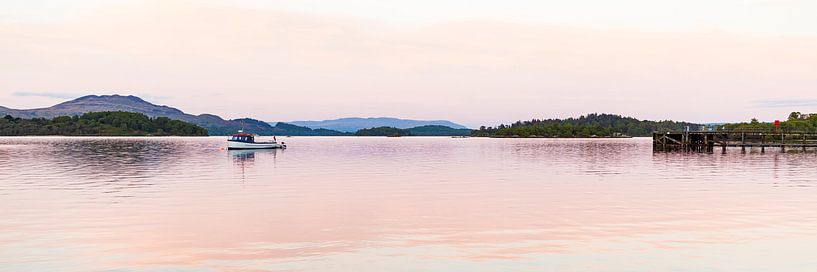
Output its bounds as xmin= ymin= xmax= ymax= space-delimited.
xmin=227 ymin=131 xmax=286 ymax=150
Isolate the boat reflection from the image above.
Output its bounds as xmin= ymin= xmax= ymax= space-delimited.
xmin=229 ymin=149 xmax=278 ymax=177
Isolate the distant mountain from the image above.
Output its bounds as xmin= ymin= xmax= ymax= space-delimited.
xmin=284 ymin=117 xmax=468 ymax=132
xmin=0 ymin=95 xmax=347 ymax=136
xmin=0 ymin=95 xmax=188 ymax=119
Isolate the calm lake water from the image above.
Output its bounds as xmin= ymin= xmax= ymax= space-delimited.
xmin=2 ymin=136 xmax=817 ymax=271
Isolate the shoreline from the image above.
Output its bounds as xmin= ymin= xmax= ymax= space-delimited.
xmin=480 ymin=136 xmax=634 ymax=139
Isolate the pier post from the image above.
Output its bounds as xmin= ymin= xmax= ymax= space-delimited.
xmin=741 ymin=133 xmax=746 ymax=153
xmin=704 ymin=134 xmax=709 ymax=153
xmin=662 ymin=134 xmax=666 ymax=150
xmin=761 ymin=133 xmax=765 ymax=154
xmin=781 ymin=132 xmax=786 ymax=152
xmin=721 ymin=133 xmax=726 ymax=154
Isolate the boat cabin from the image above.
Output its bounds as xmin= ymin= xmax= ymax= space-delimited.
xmin=229 ymin=133 xmax=256 ymax=143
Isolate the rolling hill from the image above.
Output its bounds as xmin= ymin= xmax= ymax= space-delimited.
xmin=0 ymin=95 xmax=347 ymax=136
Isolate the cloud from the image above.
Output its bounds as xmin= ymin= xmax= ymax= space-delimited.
xmin=755 ymin=99 xmax=817 ymax=108
xmin=1 ymin=1 xmax=817 ymax=124
xmin=12 ymin=92 xmax=80 ymax=99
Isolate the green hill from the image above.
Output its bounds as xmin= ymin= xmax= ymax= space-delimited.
xmin=0 ymin=111 xmax=208 ymax=136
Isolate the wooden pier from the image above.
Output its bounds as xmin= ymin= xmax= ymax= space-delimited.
xmin=653 ymin=130 xmax=817 ymax=153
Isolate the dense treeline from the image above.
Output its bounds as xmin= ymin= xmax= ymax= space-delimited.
xmin=407 ymin=125 xmax=472 ymax=136
xmin=355 ymin=126 xmax=411 ymax=136
xmin=722 ymin=112 xmax=817 ymax=132
xmin=0 ymin=111 xmax=208 ymax=136
xmin=472 ymin=113 xmax=700 ymax=138
xmin=353 ymin=125 xmax=473 ymax=136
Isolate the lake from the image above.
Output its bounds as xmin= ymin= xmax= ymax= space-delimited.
xmin=2 ymin=136 xmax=817 ymax=271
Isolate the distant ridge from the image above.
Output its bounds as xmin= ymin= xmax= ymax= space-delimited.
xmin=0 ymin=95 xmax=185 ymax=119
xmin=0 ymin=95 xmax=347 ymax=136
xmin=285 ymin=117 xmax=468 ymax=132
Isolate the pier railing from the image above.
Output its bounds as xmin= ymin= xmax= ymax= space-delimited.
xmin=653 ymin=130 xmax=817 ymax=153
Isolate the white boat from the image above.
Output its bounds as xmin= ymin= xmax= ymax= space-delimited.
xmin=227 ymin=131 xmax=286 ymax=150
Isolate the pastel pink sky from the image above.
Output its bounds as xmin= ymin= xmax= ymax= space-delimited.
xmin=1 ymin=0 xmax=816 ymax=127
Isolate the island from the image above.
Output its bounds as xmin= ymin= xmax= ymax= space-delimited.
xmin=354 ymin=125 xmax=472 ymax=136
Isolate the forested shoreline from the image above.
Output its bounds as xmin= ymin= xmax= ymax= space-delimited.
xmin=354 ymin=125 xmax=472 ymax=136
xmin=6 ymin=111 xmax=812 ymax=138
xmin=472 ymin=113 xmax=700 ymax=138
xmin=0 ymin=111 xmax=208 ymax=136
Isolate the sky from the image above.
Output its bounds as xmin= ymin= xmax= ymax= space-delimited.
xmin=1 ymin=0 xmax=816 ymax=127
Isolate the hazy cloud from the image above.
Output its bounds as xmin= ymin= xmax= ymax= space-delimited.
xmin=12 ymin=92 xmax=80 ymax=99
xmin=2 ymin=1 xmax=817 ymax=125
xmin=756 ymin=100 xmax=817 ymax=108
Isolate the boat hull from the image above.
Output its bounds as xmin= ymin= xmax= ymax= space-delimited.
xmin=227 ymin=141 xmax=285 ymax=150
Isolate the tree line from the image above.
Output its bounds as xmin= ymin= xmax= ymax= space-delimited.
xmin=472 ymin=113 xmax=700 ymax=137
xmin=0 ymin=111 xmax=208 ymax=136
xmin=354 ymin=125 xmax=472 ymax=136
xmin=722 ymin=112 xmax=817 ymax=132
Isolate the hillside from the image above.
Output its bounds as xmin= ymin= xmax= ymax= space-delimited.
xmin=473 ymin=113 xmax=701 ymax=138
xmin=287 ymin=117 xmax=467 ymax=132
xmin=0 ymin=111 xmax=208 ymax=136
xmin=0 ymin=95 xmax=345 ymax=136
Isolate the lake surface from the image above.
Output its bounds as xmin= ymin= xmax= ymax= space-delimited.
xmin=2 ymin=136 xmax=817 ymax=271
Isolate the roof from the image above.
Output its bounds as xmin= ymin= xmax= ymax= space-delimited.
xmin=231 ymin=133 xmax=255 ymax=137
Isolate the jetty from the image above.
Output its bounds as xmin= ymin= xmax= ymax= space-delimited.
xmin=653 ymin=130 xmax=817 ymax=153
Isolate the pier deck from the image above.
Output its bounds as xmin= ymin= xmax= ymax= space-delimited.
xmin=653 ymin=131 xmax=817 ymax=153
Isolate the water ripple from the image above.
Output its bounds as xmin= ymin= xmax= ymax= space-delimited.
xmin=2 ymin=136 xmax=817 ymax=271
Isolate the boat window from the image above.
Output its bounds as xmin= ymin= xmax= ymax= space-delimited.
xmin=230 ymin=135 xmax=254 ymax=142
